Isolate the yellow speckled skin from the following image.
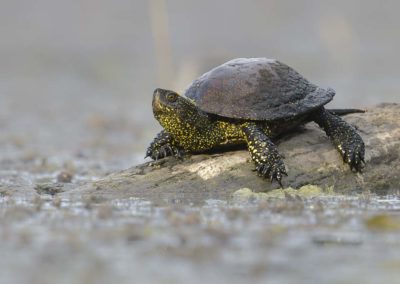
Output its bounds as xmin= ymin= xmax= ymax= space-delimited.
xmin=146 ymin=88 xmax=365 ymax=186
xmin=147 ymin=89 xmax=295 ymax=185
xmin=152 ymin=89 xmax=245 ymax=152
xmin=313 ymin=108 xmax=365 ymax=171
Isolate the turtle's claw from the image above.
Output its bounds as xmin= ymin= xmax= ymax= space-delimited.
xmin=144 ymin=148 xmax=153 ymax=159
xmin=340 ymin=141 xmax=365 ymax=173
xmin=173 ymin=147 xmax=186 ymax=160
xmin=256 ymin=160 xmax=286 ymax=188
xmin=146 ymin=143 xmax=185 ymax=161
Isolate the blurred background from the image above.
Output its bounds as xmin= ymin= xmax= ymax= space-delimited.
xmin=1 ymin=0 xmax=399 ymax=171
xmin=1 ymin=2 xmax=400 ymax=283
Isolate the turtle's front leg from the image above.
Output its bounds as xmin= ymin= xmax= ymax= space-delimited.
xmin=242 ymin=123 xmax=287 ymax=187
xmin=145 ymin=130 xmax=185 ymax=160
xmin=313 ymin=107 xmax=365 ymax=172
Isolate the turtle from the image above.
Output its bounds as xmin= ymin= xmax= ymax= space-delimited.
xmin=146 ymin=58 xmax=365 ymax=186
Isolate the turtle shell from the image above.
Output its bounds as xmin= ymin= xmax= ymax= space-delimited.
xmin=184 ymin=58 xmax=335 ymax=121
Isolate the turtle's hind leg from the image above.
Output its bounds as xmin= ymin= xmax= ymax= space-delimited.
xmin=242 ymin=122 xmax=287 ymax=187
xmin=313 ymin=107 xmax=365 ymax=172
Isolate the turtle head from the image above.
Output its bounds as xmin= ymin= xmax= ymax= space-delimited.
xmin=152 ymin=88 xmax=212 ymax=144
xmin=152 ymin=88 xmax=195 ymax=116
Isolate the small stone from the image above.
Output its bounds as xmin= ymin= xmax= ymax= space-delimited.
xmin=34 ymin=183 xmax=64 ymax=196
xmin=57 ymin=171 xmax=73 ymax=183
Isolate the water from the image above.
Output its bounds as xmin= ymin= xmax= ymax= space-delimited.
xmin=0 ymin=194 xmax=400 ymax=284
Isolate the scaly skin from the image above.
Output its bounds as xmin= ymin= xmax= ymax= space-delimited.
xmin=242 ymin=123 xmax=287 ymax=186
xmin=151 ymin=89 xmax=244 ymax=152
xmin=145 ymin=130 xmax=184 ymax=160
xmin=313 ymin=107 xmax=365 ymax=171
xmin=146 ymin=88 xmax=365 ymax=186
xmin=147 ymin=89 xmax=289 ymax=185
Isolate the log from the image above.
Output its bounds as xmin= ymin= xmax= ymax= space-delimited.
xmin=61 ymin=103 xmax=400 ymax=205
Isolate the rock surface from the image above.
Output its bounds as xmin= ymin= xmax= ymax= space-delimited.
xmin=61 ymin=103 xmax=400 ymax=204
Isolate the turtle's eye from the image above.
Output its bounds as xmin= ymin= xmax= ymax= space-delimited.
xmin=166 ymin=92 xmax=178 ymax=103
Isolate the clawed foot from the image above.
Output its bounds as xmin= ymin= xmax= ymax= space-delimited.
xmin=145 ymin=144 xmax=185 ymax=160
xmin=313 ymin=108 xmax=366 ymax=174
xmin=339 ymin=141 xmax=365 ymax=172
xmin=255 ymin=160 xmax=287 ymax=188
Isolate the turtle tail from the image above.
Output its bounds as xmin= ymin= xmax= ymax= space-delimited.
xmin=327 ymin=108 xmax=366 ymax=116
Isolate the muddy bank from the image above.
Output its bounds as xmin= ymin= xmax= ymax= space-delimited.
xmin=59 ymin=103 xmax=400 ymax=205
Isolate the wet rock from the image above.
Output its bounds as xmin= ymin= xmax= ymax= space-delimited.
xmin=34 ymin=183 xmax=65 ymax=196
xmin=61 ymin=103 xmax=400 ymax=204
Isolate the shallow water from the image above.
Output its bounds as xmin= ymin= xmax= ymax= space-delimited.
xmin=1 ymin=193 xmax=400 ymax=284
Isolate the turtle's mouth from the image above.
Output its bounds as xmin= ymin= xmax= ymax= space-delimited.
xmin=152 ymin=89 xmax=174 ymax=120
xmin=152 ymin=90 xmax=162 ymax=112
xmin=152 ymin=89 xmax=168 ymax=115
